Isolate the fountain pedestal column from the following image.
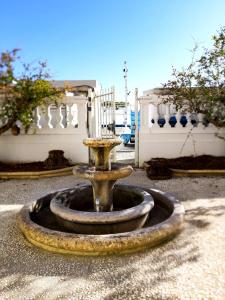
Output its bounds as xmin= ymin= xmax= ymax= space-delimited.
xmin=74 ymin=138 xmax=132 ymax=212
xmin=91 ymin=180 xmax=115 ymax=211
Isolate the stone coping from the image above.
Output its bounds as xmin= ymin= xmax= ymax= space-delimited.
xmin=17 ymin=186 xmax=185 ymax=256
xmin=0 ymin=167 xmax=74 ymax=179
xmin=171 ymin=169 xmax=225 ymax=176
xmin=143 ymin=162 xmax=225 ymax=177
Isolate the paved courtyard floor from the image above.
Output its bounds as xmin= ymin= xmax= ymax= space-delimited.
xmin=0 ymin=170 xmax=224 ymax=300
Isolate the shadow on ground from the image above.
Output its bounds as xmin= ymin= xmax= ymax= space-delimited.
xmin=0 ymin=208 xmax=201 ymax=300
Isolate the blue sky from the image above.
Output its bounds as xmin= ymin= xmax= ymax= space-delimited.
xmin=1 ymin=0 xmax=225 ymax=100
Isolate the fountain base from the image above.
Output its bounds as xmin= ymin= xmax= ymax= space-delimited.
xmin=17 ymin=185 xmax=185 ymax=256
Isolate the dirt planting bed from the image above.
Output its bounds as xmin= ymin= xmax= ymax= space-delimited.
xmin=146 ymin=155 xmax=225 ymax=179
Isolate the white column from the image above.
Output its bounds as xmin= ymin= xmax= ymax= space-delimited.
xmin=134 ymin=88 xmax=139 ymax=167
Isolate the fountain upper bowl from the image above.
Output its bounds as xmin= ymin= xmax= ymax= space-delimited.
xmin=83 ymin=138 xmax=122 ymax=148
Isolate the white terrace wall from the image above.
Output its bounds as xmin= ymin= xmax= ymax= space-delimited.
xmin=138 ymin=95 xmax=225 ymax=166
xmin=0 ymin=96 xmax=89 ymax=163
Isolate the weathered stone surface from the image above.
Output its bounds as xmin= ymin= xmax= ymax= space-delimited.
xmin=75 ymin=138 xmax=133 ymax=212
xmin=83 ymin=138 xmax=121 ymax=170
xmin=17 ymin=187 xmax=184 ymax=255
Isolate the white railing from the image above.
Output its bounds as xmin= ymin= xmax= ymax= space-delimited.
xmin=0 ymin=95 xmax=89 ymax=163
xmin=136 ymin=92 xmax=225 ymax=166
xmin=139 ymin=95 xmax=213 ymax=132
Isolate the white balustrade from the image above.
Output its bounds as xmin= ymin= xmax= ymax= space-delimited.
xmin=138 ymin=94 xmax=217 ymax=132
xmin=20 ymin=96 xmax=88 ymax=132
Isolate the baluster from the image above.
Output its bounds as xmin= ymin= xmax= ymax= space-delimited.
xmin=164 ymin=103 xmax=171 ymax=128
xmin=175 ymin=110 xmax=183 ymax=128
xmin=185 ymin=112 xmax=192 ymax=128
xmin=197 ymin=113 xmax=205 ymax=129
xmin=36 ymin=106 xmax=47 ymax=129
xmin=36 ymin=107 xmax=41 ymax=129
xmin=66 ymin=103 xmax=74 ymax=128
xmin=60 ymin=104 xmax=66 ymax=128
xmin=48 ymin=105 xmax=53 ymax=129
xmin=152 ymin=104 xmax=159 ymax=128
xmin=29 ymin=109 xmax=38 ymax=132
xmin=55 ymin=105 xmax=64 ymax=129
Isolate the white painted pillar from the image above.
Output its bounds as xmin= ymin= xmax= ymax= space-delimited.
xmin=134 ymin=88 xmax=139 ymax=167
xmin=139 ymin=99 xmax=149 ymax=133
xmin=77 ymin=101 xmax=87 ymax=133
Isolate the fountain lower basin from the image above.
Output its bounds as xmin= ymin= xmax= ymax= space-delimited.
xmin=17 ymin=184 xmax=185 ymax=256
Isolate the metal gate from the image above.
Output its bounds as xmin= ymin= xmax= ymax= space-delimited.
xmin=88 ymin=86 xmax=138 ymax=165
xmin=91 ymin=86 xmax=116 ymax=139
xmin=87 ymin=86 xmax=116 ymax=162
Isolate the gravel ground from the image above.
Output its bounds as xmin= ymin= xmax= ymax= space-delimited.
xmin=0 ymin=170 xmax=224 ymax=300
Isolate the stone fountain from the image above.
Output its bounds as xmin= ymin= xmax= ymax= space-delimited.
xmin=18 ymin=138 xmax=185 ymax=255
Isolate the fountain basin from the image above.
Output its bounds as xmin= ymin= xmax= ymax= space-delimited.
xmin=50 ymin=185 xmax=154 ymax=234
xmin=17 ymin=185 xmax=185 ymax=256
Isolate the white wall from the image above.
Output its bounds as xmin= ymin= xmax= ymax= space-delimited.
xmin=139 ymin=128 xmax=225 ymax=165
xmin=0 ymin=130 xmax=88 ymax=163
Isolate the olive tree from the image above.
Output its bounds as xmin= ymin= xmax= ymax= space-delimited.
xmin=0 ymin=49 xmax=62 ymax=135
xmin=163 ymin=27 xmax=225 ymax=128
